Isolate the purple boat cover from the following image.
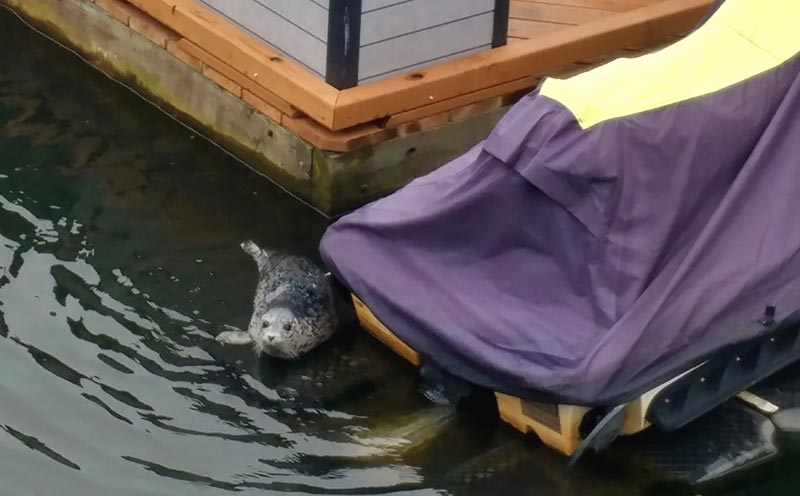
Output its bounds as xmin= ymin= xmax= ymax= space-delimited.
xmin=320 ymin=1 xmax=800 ymax=405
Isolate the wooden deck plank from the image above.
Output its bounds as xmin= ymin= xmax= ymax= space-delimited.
xmin=383 ymin=76 xmax=537 ymax=128
xmin=513 ymin=0 xmax=665 ymax=12
xmin=508 ymin=18 xmax=569 ymax=39
xmin=177 ymin=39 xmax=301 ymax=118
xmin=510 ymin=2 xmax=614 ymax=28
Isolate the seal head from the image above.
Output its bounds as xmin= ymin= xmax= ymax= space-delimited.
xmin=217 ymin=240 xmax=337 ymax=359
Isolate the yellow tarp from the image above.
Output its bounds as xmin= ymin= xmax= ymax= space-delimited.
xmin=540 ymin=0 xmax=800 ymax=129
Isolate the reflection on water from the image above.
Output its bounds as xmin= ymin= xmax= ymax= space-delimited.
xmin=0 ymin=5 xmax=796 ymax=496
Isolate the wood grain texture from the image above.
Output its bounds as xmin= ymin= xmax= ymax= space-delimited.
xmin=165 ymin=38 xmax=203 ymax=71
xmin=128 ymin=10 xmax=179 ymax=48
xmin=383 ymin=76 xmax=536 ymax=128
xmin=281 ymin=117 xmax=395 ymax=153
xmin=496 ymin=394 xmax=589 ymax=455
xmin=177 ymin=39 xmax=301 ymax=118
xmin=95 ymin=0 xmax=139 ymax=24
xmin=203 ymin=64 xmax=242 ymax=97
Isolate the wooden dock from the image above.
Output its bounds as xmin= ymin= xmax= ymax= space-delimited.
xmin=7 ymin=0 xmax=714 ymax=213
xmin=105 ymin=0 xmax=712 ymax=143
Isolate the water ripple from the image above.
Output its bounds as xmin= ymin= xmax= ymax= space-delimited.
xmin=0 ymin=11 xmax=453 ymax=495
xmin=2 ymin=425 xmax=81 ymax=471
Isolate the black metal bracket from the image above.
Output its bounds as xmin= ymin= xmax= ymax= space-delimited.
xmin=326 ymin=0 xmax=362 ymax=89
xmin=648 ymin=310 xmax=800 ymax=432
xmin=492 ymin=0 xmax=511 ymax=48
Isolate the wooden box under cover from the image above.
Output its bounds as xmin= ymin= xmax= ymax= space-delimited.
xmin=352 ymin=296 xmax=666 ymax=455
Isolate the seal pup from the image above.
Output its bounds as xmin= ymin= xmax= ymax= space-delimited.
xmin=216 ymin=240 xmax=337 ymax=359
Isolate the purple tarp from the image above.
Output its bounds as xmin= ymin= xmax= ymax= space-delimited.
xmin=320 ymin=2 xmax=800 ymax=405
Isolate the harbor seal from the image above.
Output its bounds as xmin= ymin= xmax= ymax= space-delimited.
xmin=216 ymin=240 xmax=338 ymax=359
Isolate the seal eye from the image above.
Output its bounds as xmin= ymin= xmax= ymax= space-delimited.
xmin=283 ymin=323 xmax=293 ymax=331
xmin=262 ymin=320 xmax=270 ymax=328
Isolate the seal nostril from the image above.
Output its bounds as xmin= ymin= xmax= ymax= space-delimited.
xmin=267 ymin=335 xmax=276 ymax=342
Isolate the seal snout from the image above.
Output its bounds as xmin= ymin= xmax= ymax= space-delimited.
xmin=260 ymin=330 xmax=295 ymax=359
xmin=230 ymin=241 xmax=337 ymax=359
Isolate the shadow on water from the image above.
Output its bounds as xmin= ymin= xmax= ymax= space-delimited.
xmin=0 ymin=5 xmax=799 ymax=496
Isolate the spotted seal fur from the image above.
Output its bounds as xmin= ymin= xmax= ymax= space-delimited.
xmin=216 ymin=240 xmax=337 ymax=359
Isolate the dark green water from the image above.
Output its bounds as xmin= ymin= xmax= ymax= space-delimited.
xmin=1 ymin=6 xmax=799 ymax=496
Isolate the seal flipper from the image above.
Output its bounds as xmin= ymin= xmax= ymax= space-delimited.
xmin=241 ymin=240 xmax=272 ymax=275
xmin=216 ymin=330 xmax=255 ymax=345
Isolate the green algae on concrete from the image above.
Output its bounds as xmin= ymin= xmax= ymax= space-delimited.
xmin=0 ymin=0 xmax=314 ymax=194
xmin=1 ymin=0 xmax=511 ymax=214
